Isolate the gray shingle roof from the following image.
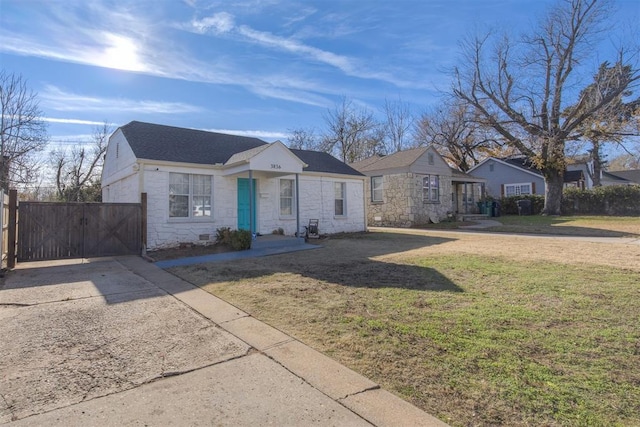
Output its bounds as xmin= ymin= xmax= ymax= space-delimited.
xmin=290 ymin=149 xmax=363 ymax=176
xmin=564 ymin=170 xmax=584 ymax=182
xmin=349 ymin=147 xmax=429 ymax=172
xmin=119 ymin=121 xmax=362 ymax=176
xmin=607 ymin=169 xmax=640 ymax=184
xmin=120 ymin=121 xmax=268 ymax=165
xmin=500 ymin=156 xmax=584 ymax=183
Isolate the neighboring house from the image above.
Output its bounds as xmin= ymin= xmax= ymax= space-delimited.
xmin=469 ymin=156 xmax=585 ymax=198
xmin=566 ymin=159 xmax=637 ymax=188
xmin=350 ymin=146 xmax=486 ymax=227
xmin=101 ymin=121 xmax=366 ymax=250
xmin=601 ymin=169 xmax=639 ymax=186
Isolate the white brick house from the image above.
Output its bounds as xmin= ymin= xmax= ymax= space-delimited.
xmin=101 ymin=121 xmax=366 ymax=250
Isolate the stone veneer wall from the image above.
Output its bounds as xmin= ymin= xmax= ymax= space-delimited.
xmin=366 ymin=173 xmax=452 ymax=227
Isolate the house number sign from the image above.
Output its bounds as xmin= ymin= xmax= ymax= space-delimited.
xmin=271 ymin=164 xmax=282 ymax=169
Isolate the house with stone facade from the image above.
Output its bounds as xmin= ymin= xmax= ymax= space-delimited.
xmin=101 ymin=121 xmax=366 ymax=250
xmin=350 ymin=146 xmax=486 ymax=227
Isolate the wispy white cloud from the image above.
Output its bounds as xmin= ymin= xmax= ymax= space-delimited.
xmin=42 ymin=118 xmax=111 ymax=126
xmin=40 ymin=86 xmax=204 ymax=114
xmin=0 ymin=1 xmax=427 ymax=110
xmin=188 ymin=11 xmax=426 ymax=89
xmin=191 ymin=12 xmax=235 ymax=34
xmin=203 ymin=128 xmax=288 ymax=140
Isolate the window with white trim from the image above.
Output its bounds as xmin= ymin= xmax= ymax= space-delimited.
xmin=423 ymin=175 xmax=439 ymax=202
xmin=504 ymin=182 xmax=532 ymax=197
xmin=335 ymin=182 xmax=346 ymax=216
xmin=169 ymin=173 xmax=212 ymax=218
xmin=280 ymin=179 xmax=295 ymax=216
xmin=371 ymin=176 xmax=383 ymax=202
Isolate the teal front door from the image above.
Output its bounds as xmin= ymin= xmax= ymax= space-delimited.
xmin=237 ymin=178 xmax=256 ymax=231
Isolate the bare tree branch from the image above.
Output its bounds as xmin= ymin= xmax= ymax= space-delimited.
xmin=0 ymin=71 xmax=48 ymax=191
xmin=451 ymin=0 xmax=638 ymax=214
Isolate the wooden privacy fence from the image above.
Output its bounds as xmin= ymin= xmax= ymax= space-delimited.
xmin=1 ymin=191 xmax=9 ymax=269
xmin=4 ymin=190 xmax=146 ymax=267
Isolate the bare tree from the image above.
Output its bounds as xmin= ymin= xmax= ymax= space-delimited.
xmin=0 ymin=71 xmax=49 ymax=192
xmin=287 ymin=127 xmax=320 ymax=150
xmin=569 ymin=62 xmax=640 ymax=185
xmin=381 ymin=97 xmax=414 ymax=153
xmin=608 ymin=152 xmax=640 ymax=170
xmin=414 ymin=100 xmax=503 ymax=171
xmin=321 ymin=97 xmax=382 ymax=163
xmin=452 ymin=0 xmax=639 ymax=214
xmin=52 ymin=122 xmax=109 ymax=202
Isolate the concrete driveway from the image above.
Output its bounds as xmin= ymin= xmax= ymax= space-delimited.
xmin=0 ymin=256 xmax=446 ymax=426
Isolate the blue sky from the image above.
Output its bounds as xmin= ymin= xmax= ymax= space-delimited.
xmin=1 ymin=0 xmax=639 ymax=150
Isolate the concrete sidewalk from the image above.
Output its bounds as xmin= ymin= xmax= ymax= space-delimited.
xmin=369 ymin=225 xmax=640 ymax=245
xmin=0 ymin=256 xmax=448 ymax=427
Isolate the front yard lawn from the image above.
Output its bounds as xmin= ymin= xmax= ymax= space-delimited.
xmin=477 ymin=215 xmax=640 ymax=237
xmin=168 ymin=230 xmax=640 ymax=426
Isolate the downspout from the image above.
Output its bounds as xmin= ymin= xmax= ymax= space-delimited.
xmin=249 ymin=170 xmax=254 ymax=236
xmin=295 ymin=173 xmax=300 ymax=238
xmin=362 ymin=177 xmax=368 ymax=231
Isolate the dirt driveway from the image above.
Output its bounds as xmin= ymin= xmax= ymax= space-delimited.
xmin=0 ymin=257 xmax=250 ymax=423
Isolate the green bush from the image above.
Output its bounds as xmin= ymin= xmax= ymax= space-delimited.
xmin=499 ymin=195 xmax=545 ymax=215
xmin=229 ymin=229 xmax=252 ymax=250
xmin=562 ymin=185 xmax=640 ymax=215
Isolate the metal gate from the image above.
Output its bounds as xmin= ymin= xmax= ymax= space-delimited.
xmin=17 ymin=202 xmax=142 ymax=262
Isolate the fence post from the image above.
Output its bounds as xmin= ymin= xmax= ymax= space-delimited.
xmin=141 ymin=192 xmax=147 ymax=255
xmin=7 ymin=189 xmax=17 ymax=269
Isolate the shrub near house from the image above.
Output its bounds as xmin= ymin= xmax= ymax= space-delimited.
xmin=562 ymin=186 xmax=640 ymax=216
xmin=499 ymin=186 xmax=640 ymax=216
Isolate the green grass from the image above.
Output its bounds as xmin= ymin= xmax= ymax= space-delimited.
xmin=350 ymin=255 xmax=640 ymax=425
xmin=170 ymin=232 xmax=640 ymax=426
xmin=482 ymin=215 xmax=640 ymax=237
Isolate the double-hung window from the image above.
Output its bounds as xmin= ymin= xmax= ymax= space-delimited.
xmin=423 ymin=175 xmax=439 ymax=203
xmin=371 ymin=176 xmax=383 ymax=202
xmin=335 ymin=182 xmax=346 ymax=216
xmin=169 ymin=173 xmax=212 ymax=218
xmin=504 ymin=183 xmax=532 ymax=197
xmin=280 ymin=179 xmax=295 ymax=216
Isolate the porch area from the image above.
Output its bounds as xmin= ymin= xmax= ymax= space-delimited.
xmin=154 ymin=234 xmax=318 ymax=269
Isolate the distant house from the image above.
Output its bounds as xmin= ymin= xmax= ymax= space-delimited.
xmin=601 ymin=169 xmax=639 ymax=186
xmin=468 ymin=156 xmax=585 ymax=198
xmin=566 ymin=160 xmax=637 ymax=188
xmin=101 ymin=121 xmax=366 ymax=250
xmin=350 ymin=146 xmax=486 ymax=227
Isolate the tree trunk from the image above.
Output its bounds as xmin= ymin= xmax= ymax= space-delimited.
xmin=591 ymin=140 xmax=602 ymax=187
xmin=543 ymin=169 xmax=564 ymax=215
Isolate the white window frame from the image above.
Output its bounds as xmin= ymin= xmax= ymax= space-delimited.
xmin=334 ymin=182 xmax=346 ymax=217
xmin=504 ymin=182 xmax=532 ymax=197
xmin=279 ymin=178 xmax=295 ymax=217
xmin=422 ymin=175 xmax=439 ymax=203
xmin=371 ymin=176 xmax=383 ymax=202
xmin=169 ymin=173 xmax=213 ymax=219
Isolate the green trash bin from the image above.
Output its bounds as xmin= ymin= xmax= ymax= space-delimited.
xmin=477 ymin=202 xmax=485 ymax=214
xmin=485 ymin=201 xmax=494 ymax=217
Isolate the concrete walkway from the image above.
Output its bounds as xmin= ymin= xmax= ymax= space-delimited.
xmin=155 ymin=241 xmax=320 ymax=269
xmin=0 ymin=256 xmax=447 ymax=427
xmin=457 ymin=219 xmax=503 ymax=229
xmin=369 ymin=225 xmax=640 ymax=245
